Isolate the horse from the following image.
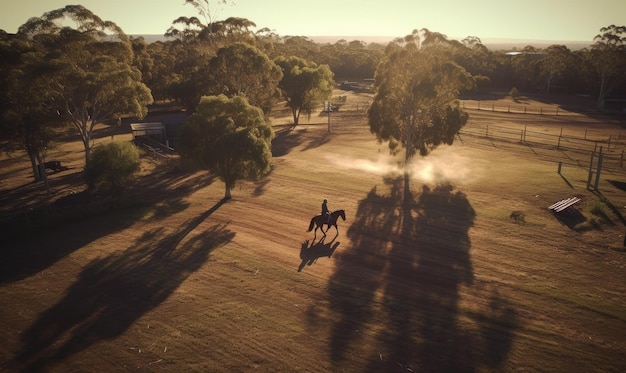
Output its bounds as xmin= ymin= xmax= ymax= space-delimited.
xmin=307 ymin=209 xmax=346 ymax=239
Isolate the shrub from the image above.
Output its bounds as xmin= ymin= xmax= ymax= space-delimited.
xmin=509 ymin=87 xmax=520 ymax=100
xmin=85 ymin=141 xmax=140 ymax=194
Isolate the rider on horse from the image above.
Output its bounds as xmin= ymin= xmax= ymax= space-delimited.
xmin=321 ymin=199 xmax=331 ymax=223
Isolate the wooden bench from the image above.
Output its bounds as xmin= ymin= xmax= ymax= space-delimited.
xmin=548 ymin=197 xmax=581 ymax=212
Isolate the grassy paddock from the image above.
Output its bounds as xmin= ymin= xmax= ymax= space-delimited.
xmin=1 ymin=94 xmax=626 ymax=372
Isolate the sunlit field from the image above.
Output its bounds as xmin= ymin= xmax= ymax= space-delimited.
xmin=1 ymin=92 xmax=625 ymax=372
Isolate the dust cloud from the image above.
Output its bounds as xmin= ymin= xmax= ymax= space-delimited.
xmin=328 ymin=149 xmax=477 ymax=185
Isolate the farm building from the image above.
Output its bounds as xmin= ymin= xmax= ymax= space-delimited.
xmin=130 ymin=122 xmax=166 ymax=145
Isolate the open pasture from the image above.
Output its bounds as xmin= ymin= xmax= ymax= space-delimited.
xmin=1 ymin=94 xmax=626 ymax=372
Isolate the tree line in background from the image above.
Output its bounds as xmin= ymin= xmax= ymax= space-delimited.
xmin=0 ymin=0 xmax=624 ymax=198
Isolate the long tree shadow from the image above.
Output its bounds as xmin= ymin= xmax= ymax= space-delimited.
xmin=272 ymin=126 xmax=306 ymax=157
xmin=315 ymin=176 xmax=518 ymax=371
xmin=0 ymin=168 xmax=218 ymax=284
xmin=10 ymin=200 xmax=234 ymax=372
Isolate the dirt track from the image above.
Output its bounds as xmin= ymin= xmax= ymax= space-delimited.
xmin=1 ymin=101 xmax=626 ymax=372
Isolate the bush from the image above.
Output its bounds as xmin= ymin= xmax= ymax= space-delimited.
xmin=509 ymin=87 xmax=520 ymax=100
xmin=85 ymin=141 xmax=140 ymax=194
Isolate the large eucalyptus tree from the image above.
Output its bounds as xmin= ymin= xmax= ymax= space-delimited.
xmin=200 ymin=43 xmax=283 ymax=115
xmin=177 ymin=95 xmax=273 ymax=200
xmin=590 ymin=25 xmax=626 ymax=111
xmin=274 ymin=56 xmax=334 ymax=126
xmin=17 ymin=5 xmax=153 ymax=167
xmin=368 ymin=29 xmax=474 ymax=164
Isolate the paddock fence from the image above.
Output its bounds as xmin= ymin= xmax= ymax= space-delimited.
xmin=461 ymin=100 xmax=593 ymax=116
xmin=458 ymin=122 xmax=626 ymax=174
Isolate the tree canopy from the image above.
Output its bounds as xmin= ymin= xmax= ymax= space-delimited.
xmin=590 ymin=25 xmax=626 ymax=110
xmin=16 ymin=5 xmax=153 ymax=167
xmin=274 ymin=56 xmax=334 ymax=126
xmin=368 ymin=29 xmax=474 ymax=163
xmin=0 ymin=32 xmax=62 ymax=186
xmin=197 ymin=42 xmax=283 ymax=114
xmin=177 ymin=94 xmax=274 ymax=199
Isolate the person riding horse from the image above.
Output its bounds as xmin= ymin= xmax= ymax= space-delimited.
xmin=321 ymin=199 xmax=331 ymax=223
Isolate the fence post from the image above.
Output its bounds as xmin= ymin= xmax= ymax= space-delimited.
xmin=478 ymin=100 xmax=480 ymax=110
xmin=556 ymin=107 xmax=559 ymax=116
xmin=587 ymin=151 xmax=595 ymax=190
xmin=492 ymin=103 xmax=495 ymax=112
xmin=540 ymin=107 xmax=543 ymax=115
xmin=524 ymin=125 xmax=527 ymax=142
xmin=557 ymin=128 xmax=563 ymax=149
xmin=584 ymin=130 xmax=588 ymax=140
xmin=524 ymin=106 xmax=527 ymax=114
xmin=594 ymin=147 xmax=603 ymax=190
xmin=558 ymin=161 xmax=562 ymax=174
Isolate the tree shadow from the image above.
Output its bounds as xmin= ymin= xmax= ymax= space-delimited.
xmin=0 ymin=206 xmax=142 ymax=284
xmin=0 ymin=171 xmax=218 ymax=284
xmin=297 ymin=237 xmax=340 ymax=272
xmin=314 ymin=176 xmax=518 ymax=371
xmin=10 ymin=200 xmax=234 ymax=372
xmin=301 ymin=131 xmax=331 ymax=152
xmin=272 ymin=126 xmax=306 ymax=157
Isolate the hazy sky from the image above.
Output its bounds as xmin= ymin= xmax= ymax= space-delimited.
xmin=1 ymin=0 xmax=624 ymax=42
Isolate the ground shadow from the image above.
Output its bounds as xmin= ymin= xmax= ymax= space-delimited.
xmin=0 ymin=206 xmax=142 ymax=284
xmin=0 ymin=171 xmax=217 ymax=284
xmin=297 ymin=237 xmax=340 ymax=272
xmin=608 ymin=179 xmax=626 ymax=192
xmin=313 ymin=176 xmax=518 ymax=371
xmin=272 ymin=126 xmax=306 ymax=157
xmin=301 ymin=130 xmax=331 ymax=152
xmin=10 ymin=200 xmax=234 ymax=372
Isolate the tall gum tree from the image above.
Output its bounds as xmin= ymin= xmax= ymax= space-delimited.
xmin=590 ymin=25 xmax=626 ymax=111
xmin=368 ymin=29 xmax=474 ymax=167
xmin=0 ymin=33 xmax=59 ymax=187
xmin=177 ymin=94 xmax=273 ymax=200
xmin=274 ymin=56 xmax=334 ymax=126
xmin=198 ymin=42 xmax=283 ymax=115
xmin=17 ymin=5 xmax=153 ymax=167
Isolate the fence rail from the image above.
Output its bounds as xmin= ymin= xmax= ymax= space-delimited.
xmin=461 ymin=100 xmax=593 ymax=116
xmin=458 ymin=122 xmax=626 ymax=173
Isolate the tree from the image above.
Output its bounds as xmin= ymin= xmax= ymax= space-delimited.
xmin=84 ymin=141 xmax=141 ymax=194
xmin=197 ymin=42 xmax=283 ymax=114
xmin=177 ymin=95 xmax=273 ymax=199
xmin=0 ymin=32 xmax=66 ymax=191
xmin=368 ymin=29 xmax=473 ymax=164
xmin=590 ymin=25 xmax=626 ymax=111
xmin=274 ymin=56 xmax=334 ymax=126
xmin=540 ymin=45 xmax=573 ymax=93
xmin=166 ymin=1 xmax=256 ymax=45
xmin=17 ymin=5 xmax=153 ymax=167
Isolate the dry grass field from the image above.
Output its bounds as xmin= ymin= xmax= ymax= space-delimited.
xmin=1 ymin=92 xmax=626 ymax=372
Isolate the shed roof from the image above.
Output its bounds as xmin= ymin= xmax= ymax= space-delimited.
xmin=130 ymin=122 xmax=165 ymax=131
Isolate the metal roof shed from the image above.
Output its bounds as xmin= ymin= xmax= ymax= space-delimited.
xmin=130 ymin=122 xmax=166 ymax=141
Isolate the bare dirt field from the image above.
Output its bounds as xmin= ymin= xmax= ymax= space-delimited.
xmin=1 ymin=92 xmax=626 ymax=372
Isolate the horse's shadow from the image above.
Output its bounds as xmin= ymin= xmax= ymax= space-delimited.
xmin=298 ymin=238 xmax=340 ymax=272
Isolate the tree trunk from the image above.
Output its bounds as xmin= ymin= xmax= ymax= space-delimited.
xmin=29 ymin=153 xmax=40 ymax=181
xmin=596 ymin=75 xmax=607 ymax=111
xmin=224 ymin=183 xmax=232 ymax=200
xmin=35 ymin=153 xmax=50 ymax=195
xmin=292 ymin=107 xmax=300 ymax=126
